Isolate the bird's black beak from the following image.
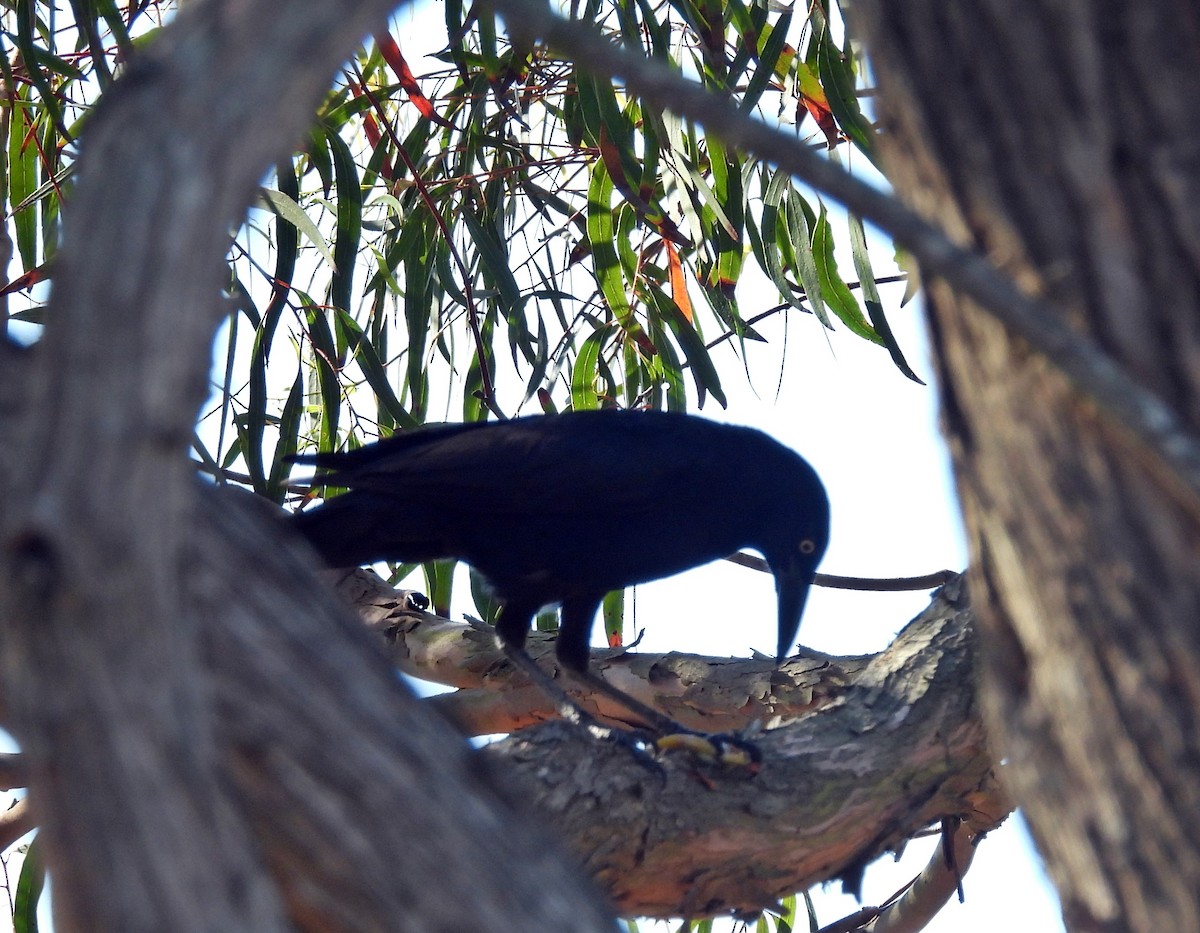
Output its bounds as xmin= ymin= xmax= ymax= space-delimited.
xmin=773 ymin=558 xmax=819 ymax=663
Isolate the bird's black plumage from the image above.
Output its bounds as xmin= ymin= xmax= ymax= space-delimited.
xmin=291 ymin=410 xmax=829 ymax=672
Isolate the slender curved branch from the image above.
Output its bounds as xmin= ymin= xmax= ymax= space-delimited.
xmin=860 ymin=820 xmax=978 ymax=933
xmin=725 ymin=552 xmax=957 ymax=592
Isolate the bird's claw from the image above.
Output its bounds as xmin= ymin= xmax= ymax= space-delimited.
xmin=654 ymin=730 xmax=762 ymax=773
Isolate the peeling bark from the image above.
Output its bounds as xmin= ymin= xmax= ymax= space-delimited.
xmin=333 ymin=567 xmax=870 ymax=735
xmin=491 ymin=577 xmax=1004 ymax=917
xmin=327 ymin=570 xmax=1008 ymax=919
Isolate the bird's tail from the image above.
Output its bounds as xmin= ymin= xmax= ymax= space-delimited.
xmin=290 ymin=496 xmax=380 ymax=568
xmin=290 ymin=492 xmax=445 ymax=569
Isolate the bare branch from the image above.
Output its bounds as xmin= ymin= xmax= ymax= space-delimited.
xmin=332 ymin=567 xmax=871 ymax=734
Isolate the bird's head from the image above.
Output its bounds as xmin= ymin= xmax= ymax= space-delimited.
xmin=757 ymin=459 xmax=830 ymax=663
xmin=768 ymin=531 xmax=827 ymax=662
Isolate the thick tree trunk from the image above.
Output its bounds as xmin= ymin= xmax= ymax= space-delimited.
xmin=853 ymin=3 xmax=1200 ymax=929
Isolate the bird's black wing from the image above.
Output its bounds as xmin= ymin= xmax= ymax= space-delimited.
xmin=295 ymin=412 xmax=741 ymax=523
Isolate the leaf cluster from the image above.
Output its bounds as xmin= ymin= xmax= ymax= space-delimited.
xmin=3 ymin=0 xmax=913 ymax=497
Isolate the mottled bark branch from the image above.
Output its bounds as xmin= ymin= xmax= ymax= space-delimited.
xmin=323 ymin=570 xmax=1010 ymax=920
xmin=0 ymin=529 xmax=1008 ymax=925
xmin=484 ymin=576 xmax=1006 ymax=917
xmin=331 ymin=567 xmax=870 ymax=734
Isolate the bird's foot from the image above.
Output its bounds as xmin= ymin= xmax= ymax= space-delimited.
xmin=654 ymin=730 xmax=762 ymax=774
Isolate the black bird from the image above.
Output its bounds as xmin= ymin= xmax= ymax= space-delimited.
xmin=291 ymin=409 xmax=829 ymax=732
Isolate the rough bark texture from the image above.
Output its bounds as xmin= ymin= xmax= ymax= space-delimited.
xmin=300 ymin=570 xmax=1011 ymax=920
xmin=486 ymin=577 xmax=1004 ymax=918
xmin=0 ymin=1 xmax=616 ymax=930
xmin=852 ymin=3 xmax=1200 ymax=929
xmin=0 ymin=0 xmax=1037 ymax=927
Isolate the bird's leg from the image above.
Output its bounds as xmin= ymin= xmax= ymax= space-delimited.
xmin=500 ymin=642 xmax=671 ymax=776
xmin=561 ymin=665 xmax=693 ymax=735
xmin=557 ymin=597 xmax=762 ymax=771
xmin=495 ymin=601 xmax=655 ymax=740
xmin=562 ymin=665 xmax=761 ymax=771
xmin=552 ymin=595 xmax=684 ymax=732
xmin=499 ymin=642 xmax=626 ymax=739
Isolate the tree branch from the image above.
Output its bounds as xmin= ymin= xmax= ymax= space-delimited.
xmin=329 ymin=567 xmax=871 ymax=734
xmin=0 ymin=1 xmax=615 ymax=929
xmin=480 ymin=576 xmax=1009 ymax=918
xmin=324 ymin=568 xmax=1012 ymax=919
xmin=0 ymin=549 xmax=1010 ymax=923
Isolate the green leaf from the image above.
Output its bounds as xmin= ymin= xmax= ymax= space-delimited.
xmin=587 ymin=159 xmax=653 ymax=352
xmin=812 ymin=202 xmax=879 ymax=341
xmin=601 ymin=588 xmax=625 ymax=649
xmin=753 ymin=172 xmax=813 ymax=323
xmin=848 ymin=214 xmax=924 ymax=383
xmin=683 ymin=158 xmax=738 ymax=241
xmin=267 ymin=370 xmax=305 ymax=503
xmin=403 ymin=250 xmax=434 ymax=421
xmin=648 ymin=316 xmax=688 ymax=410
xmin=423 ymin=558 xmax=458 ymax=619
xmin=811 ymin=6 xmax=877 ymax=166
xmin=706 ymin=138 xmax=745 ymax=292
xmin=739 ymin=10 xmax=791 ymax=113
xmin=336 ymin=309 xmax=419 ymax=429
xmin=325 ymin=127 xmax=362 ymax=314
xmin=8 ymin=86 xmax=38 ymax=269
xmin=304 ymin=304 xmax=343 ymax=451
xmin=648 ymin=285 xmax=727 ymax=408
xmin=780 ymin=184 xmax=831 ymax=328
xmin=460 ymin=207 xmax=538 ymax=367
xmin=13 ymin=836 xmax=43 ymax=933
xmin=468 ymin=565 xmax=503 ymax=625
xmin=14 ymin=1 xmax=68 ymax=138
xmin=261 ymin=188 xmax=337 ymax=271
xmin=571 ymin=325 xmax=614 ymax=411
xmin=242 ymin=161 xmax=301 ymax=495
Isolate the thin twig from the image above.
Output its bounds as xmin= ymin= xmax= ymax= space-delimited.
xmin=725 ymin=552 xmax=954 ymax=592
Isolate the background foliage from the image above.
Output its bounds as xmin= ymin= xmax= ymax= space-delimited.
xmin=4 ymin=0 xmax=909 ymax=465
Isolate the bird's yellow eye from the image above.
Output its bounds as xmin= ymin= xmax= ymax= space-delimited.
xmin=799 ymin=539 xmax=816 ymax=555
